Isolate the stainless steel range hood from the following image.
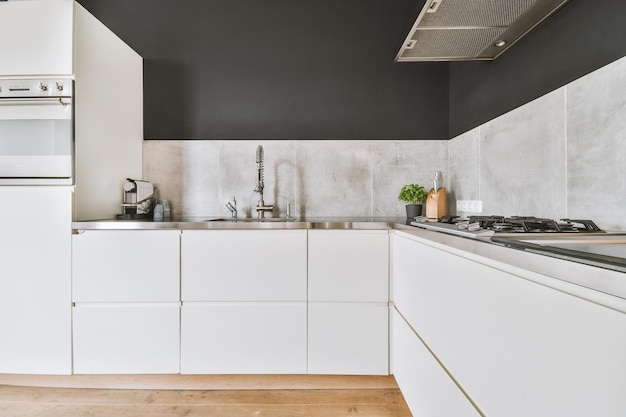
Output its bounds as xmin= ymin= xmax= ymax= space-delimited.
xmin=395 ymin=0 xmax=571 ymax=62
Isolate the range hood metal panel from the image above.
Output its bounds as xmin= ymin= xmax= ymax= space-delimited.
xmin=419 ymin=0 xmax=536 ymax=27
xmin=396 ymin=0 xmax=571 ymax=61
xmin=403 ymin=28 xmax=507 ymax=60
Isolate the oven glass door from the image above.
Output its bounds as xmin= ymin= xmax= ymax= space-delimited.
xmin=0 ymin=97 xmax=73 ymax=182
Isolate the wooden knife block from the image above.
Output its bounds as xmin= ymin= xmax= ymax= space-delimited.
xmin=426 ymin=188 xmax=447 ymax=219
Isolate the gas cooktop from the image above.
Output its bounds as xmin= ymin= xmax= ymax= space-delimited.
xmin=411 ymin=216 xmax=605 ymax=238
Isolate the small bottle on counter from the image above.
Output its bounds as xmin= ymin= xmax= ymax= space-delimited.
xmin=162 ymin=200 xmax=171 ymax=219
xmin=153 ymin=203 xmax=164 ymax=221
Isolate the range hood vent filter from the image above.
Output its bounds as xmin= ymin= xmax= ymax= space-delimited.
xmin=396 ymin=0 xmax=571 ymax=61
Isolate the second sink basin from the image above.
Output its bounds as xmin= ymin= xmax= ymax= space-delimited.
xmin=204 ymin=217 xmax=292 ymax=222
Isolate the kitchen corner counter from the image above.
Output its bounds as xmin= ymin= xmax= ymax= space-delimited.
xmin=392 ymin=223 xmax=626 ymax=312
xmin=72 ymin=217 xmax=408 ymax=231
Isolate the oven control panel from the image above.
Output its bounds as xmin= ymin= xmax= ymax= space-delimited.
xmin=0 ymin=78 xmax=73 ymax=98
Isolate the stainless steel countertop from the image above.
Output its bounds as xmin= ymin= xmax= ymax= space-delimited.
xmin=72 ymin=217 xmax=409 ymax=230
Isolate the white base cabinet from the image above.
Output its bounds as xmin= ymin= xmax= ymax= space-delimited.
xmin=181 ymin=302 xmax=307 ymax=374
xmin=308 ymin=230 xmax=389 ymax=375
xmin=392 ymin=231 xmax=626 ymax=417
xmin=392 ymin=309 xmax=480 ymax=417
xmin=181 ymin=230 xmax=308 ymax=374
xmin=309 ymin=302 xmax=389 ymax=375
xmin=0 ymin=186 xmax=73 ymax=374
xmin=73 ymin=304 xmax=180 ymax=374
xmin=72 ymin=230 xmax=181 ymax=374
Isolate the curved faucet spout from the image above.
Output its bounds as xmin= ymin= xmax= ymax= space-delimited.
xmin=253 ymin=145 xmax=273 ymax=218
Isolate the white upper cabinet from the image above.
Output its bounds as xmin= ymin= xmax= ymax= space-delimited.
xmin=0 ymin=0 xmax=74 ymax=75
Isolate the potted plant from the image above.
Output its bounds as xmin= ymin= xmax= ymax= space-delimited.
xmin=398 ymin=184 xmax=428 ymax=219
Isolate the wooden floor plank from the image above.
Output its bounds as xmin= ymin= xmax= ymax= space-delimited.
xmin=0 ymin=403 xmax=310 ymax=417
xmin=0 ymin=384 xmax=413 ymax=417
xmin=0 ymin=386 xmax=405 ymax=406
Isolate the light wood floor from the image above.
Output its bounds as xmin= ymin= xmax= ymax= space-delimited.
xmin=0 ymin=375 xmax=412 ymax=417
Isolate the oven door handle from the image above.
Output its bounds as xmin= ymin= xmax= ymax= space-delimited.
xmin=0 ymin=97 xmax=71 ymax=107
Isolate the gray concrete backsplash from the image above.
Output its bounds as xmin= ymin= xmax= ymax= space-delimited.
xmin=143 ymin=55 xmax=626 ymax=230
xmin=449 ymin=55 xmax=626 ymax=231
xmin=143 ymin=140 xmax=448 ymax=219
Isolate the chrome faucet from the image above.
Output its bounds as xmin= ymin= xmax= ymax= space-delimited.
xmin=225 ymin=196 xmax=237 ymax=219
xmin=253 ymin=145 xmax=274 ymax=219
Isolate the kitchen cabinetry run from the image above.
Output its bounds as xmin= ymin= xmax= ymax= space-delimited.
xmin=308 ymin=230 xmax=389 ymax=375
xmin=180 ymin=230 xmax=308 ymax=374
xmin=0 ymin=186 xmax=73 ymax=374
xmin=391 ymin=231 xmax=626 ymax=417
xmin=72 ymin=230 xmax=181 ymax=374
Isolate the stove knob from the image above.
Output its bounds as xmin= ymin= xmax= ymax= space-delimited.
xmin=39 ymin=82 xmax=48 ymax=92
xmin=56 ymin=82 xmax=64 ymax=92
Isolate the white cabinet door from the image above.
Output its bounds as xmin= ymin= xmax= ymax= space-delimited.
xmin=308 ymin=230 xmax=389 ymax=302
xmin=73 ymin=303 xmax=180 ymax=374
xmin=0 ymin=0 xmax=73 ymax=75
xmin=181 ymin=230 xmax=308 ymax=374
xmin=181 ymin=302 xmax=307 ymax=374
xmin=0 ymin=186 xmax=72 ymax=374
xmin=72 ymin=230 xmax=181 ymax=374
xmin=72 ymin=230 xmax=180 ymax=302
xmin=308 ymin=302 xmax=389 ymax=375
xmin=308 ymin=230 xmax=390 ymax=375
xmin=392 ymin=232 xmax=626 ymax=417
xmin=392 ymin=309 xmax=481 ymax=417
xmin=182 ymin=230 xmax=307 ymax=301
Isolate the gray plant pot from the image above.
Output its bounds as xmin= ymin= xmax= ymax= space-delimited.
xmin=405 ymin=204 xmax=423 ymax=219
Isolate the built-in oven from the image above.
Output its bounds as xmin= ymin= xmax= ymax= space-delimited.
xmin=0 ymin=78 xmax=73 ymax=185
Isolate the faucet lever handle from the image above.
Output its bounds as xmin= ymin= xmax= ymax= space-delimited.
xmin=225 ymin=196 xmax=238 ymax=218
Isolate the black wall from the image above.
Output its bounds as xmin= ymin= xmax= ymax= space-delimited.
xmin=449 ymin=0 xmax=626 ymax=138
xmin=77 ymin=0 xmax=448 ymax=140
xmin=76 ymin=0 xmax=626 ymax=141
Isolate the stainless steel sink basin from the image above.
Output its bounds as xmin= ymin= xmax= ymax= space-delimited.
xmin=200 ymin=218 xmax=393 ymax=230
xmin=311 ymin=221 xmax=355 ymax=229
xmin=204 ymin=217 xmax=292 ymax=223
